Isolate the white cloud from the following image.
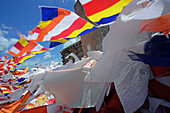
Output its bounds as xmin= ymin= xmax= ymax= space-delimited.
xmin=63 ymin=37 xmax=81 ymax=49
xmin=61 ymin=0 xmax=70 ymax=3
xmin=0 ymin=29 xmax=18 ymax=51
xmin=0 ymin=29 xmax=8 ymax=35
xmin=43 ymin=51 xmax=52 ymax=59
xmin=4 ymin=50 xmax=9 ymax=53
xmin=18 ymin=61 xmax=30 ymax=68
xmin=2 ymin=24 xmax=12 ymax=30
xmin=41 ymin=61 xmax=50 ymax=66
xmin=0 ymin=36 xmax=8 ymax=51
xmin=10 ymin=38 xmax=18 ymax=45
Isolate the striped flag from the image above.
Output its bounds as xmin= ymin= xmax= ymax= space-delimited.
xmin=0 ymin=86 xmax=11 ymax=96
xmin=9 ymin=33 xmax=48 ymax=56
xmin=27 ymin=7 xmax=97 ymax=42
xmin=2 ymin=57 xmax=18 ymax=71
xmin=0 ymin=62 xmax=5 ymax=69
xmin=13 ymin=53 xmax=36 ymax=66
xmin=3 ymin=49 xmax=48 ymax=72
xmin=0 ymin=56 xmax=8 ymax=69
xmin=4 ymin=57 xmax=16 ymax=65
xmin=79 ymin=0 xmax=132 ymax=26
xmin=22 ymin=67 xmax=29 ymax=74
xmin=0 ymin=84 xmax=19 ymax=96
xmin=0 ymin=56 xmax=8 ymax=63
xmin=3 ymin=64 xmax=17 ymax=71
xmin=5 ymin=49 xmax=47 ymax=72
xmin=13 ymin=50 xmax=48 ymax=66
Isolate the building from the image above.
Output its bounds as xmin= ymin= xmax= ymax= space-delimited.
xmin=60 ymin=41 xmax=84 ymax=64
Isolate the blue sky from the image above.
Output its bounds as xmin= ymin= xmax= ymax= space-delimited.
xmin=0 ymin=0 xmax=79 ymax=69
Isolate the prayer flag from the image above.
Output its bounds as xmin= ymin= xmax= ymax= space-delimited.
xmin=0 ymin=56 xmax=8 ymax=63
xmin=79 ymin=0 xmax=132 ymax=26
xmin=0 ymin=84 xmax=19 ymax=96
xmin=9 ymin=33 xmax=48 ymax=56
xmin=27 ymin=7 xmax=97 ymax=41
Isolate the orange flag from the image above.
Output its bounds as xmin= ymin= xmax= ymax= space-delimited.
xmin=0 ymin=91 xmax=31 ymax=113
xmin=139 ymin=12 xmax=170 ymax=36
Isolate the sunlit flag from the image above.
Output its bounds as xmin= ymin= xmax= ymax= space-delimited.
xmin=79 ymin=0 xmax=132 ymax=26
xmin=27 ymin=7 xmax=97 ymax=42
xmin=9 ymin=33 xmax=48 ymax=56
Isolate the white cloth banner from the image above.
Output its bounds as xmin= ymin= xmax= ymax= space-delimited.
xmin=121 ymin=0 xmax=170 ymax=21
xmin=43 ymin=67 xmax=106 ymax=108
xmin=84 ymin=5 xmax=152 ymax=113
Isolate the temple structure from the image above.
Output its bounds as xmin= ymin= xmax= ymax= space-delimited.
xmin=60 ymin=41 xmax=84 ymax=64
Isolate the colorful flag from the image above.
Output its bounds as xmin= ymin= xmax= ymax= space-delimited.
xmin=3 ymin=64 xmax=17 ymax=71
xmin=24 ymin=94 xmax=55 ymax=110
xmin=23 ymin=67 xmax=29 ymax=72
xmin=4 ymin=49 xmax=47 ymax=72
xmin=2 ymin=49 xmax=47 ymax=73
xmin=19 ymin=104 xmax=74 ymax=113
xmin=27 ymin=7 xmax=97 ymax=42
xmin=0 ymin=62 xmax=5 ymax=69
xmin=4 ymin=57 xmax=16 ymax=65
xmin=13 ymin=50 xmax=47 ymax=66
xmin=0 ymin=56 xmax=8 ymax=69
xmin=9 ymin=33 xmax=48 ymax=56
xmin=0 ymin=86 xmax=11 ymax=96
xmin=13 ymin=53 xmax=35 ymax=66
xmin=79 ymin=0 xmax=132 ymax=26
xmin=0 ymin=56 xmax=8 ymax=63
xmin=0 ymin=84 xmax=19 ymax=96
xmin=3 ymin=57 xmax=18 ymax=71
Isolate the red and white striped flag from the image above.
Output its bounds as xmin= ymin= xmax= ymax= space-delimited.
xmin=9 ymin=33 xmax=48 ymax=56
